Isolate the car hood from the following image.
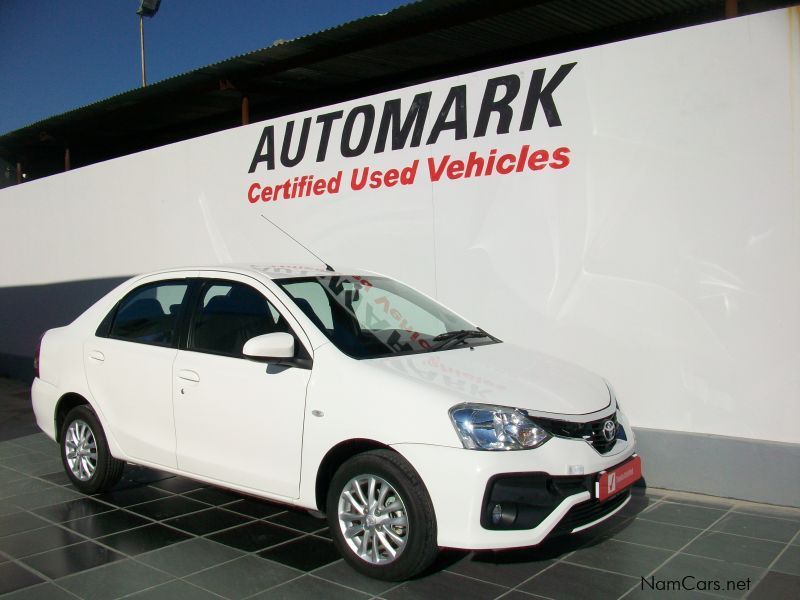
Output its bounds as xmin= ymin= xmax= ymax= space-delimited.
xmin=368 ymin=342 xmax=611 ymax=417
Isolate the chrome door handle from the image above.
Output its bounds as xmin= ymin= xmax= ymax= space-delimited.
xmin=89 ymin=350 xmax=105 ymax=362
xmin=177 ymin=369 xmax=200 ymax=383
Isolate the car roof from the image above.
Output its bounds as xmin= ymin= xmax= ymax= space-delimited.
xmin=140 ymin=263 xmax=379 ymax=281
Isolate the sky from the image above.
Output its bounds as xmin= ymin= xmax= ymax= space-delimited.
xmin=0 ymin=0 xmax=411 ymax=135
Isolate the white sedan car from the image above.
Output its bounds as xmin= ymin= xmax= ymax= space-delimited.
xmin=32 ymin=264 xmax=642 ymax=580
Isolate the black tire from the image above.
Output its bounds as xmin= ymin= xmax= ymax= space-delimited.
xmin=60 ymin=405 xmax=124 ymax=494
xmin=326 ymin=449 xmax=438 ymax=581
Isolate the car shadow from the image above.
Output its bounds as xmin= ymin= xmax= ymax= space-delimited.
xmin=70 ymin=462 xmax=658 ymax=581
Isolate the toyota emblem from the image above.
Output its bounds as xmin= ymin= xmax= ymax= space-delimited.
xmin=602 ymin=420 xmax=617 ymax=442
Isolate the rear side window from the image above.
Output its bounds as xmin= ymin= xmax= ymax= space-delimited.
xmin=189 ymin=281 xmax=289 ymax=357
xmin=109 ymin=281 xmax=188 ymax=347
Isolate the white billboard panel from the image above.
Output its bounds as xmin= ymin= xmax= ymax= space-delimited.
xmin=1 ymin=9 xmax=798 ymax=445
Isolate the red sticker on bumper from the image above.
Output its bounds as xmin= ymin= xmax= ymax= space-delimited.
xmin=597 ymin=455 xmax=642 ymax=501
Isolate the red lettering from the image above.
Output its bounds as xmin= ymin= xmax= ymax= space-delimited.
xmin=313 ymin=178 xmax=327 ymax=195
xmin=248 ymin=183 xmax=261 ymax=203
xmin=485 ymin=149 xmax=497 ymax=174
xmin=327 ymin=171 xmax=342 ymax=193
xmin=351 ymin=167 xmax=368 ymax=190
xmin=427 ymin=156 xmax=450 ymax=182
xmin=374 ymin=296 xmax=390 ymax=313
xmin=550 ymin=146 xmax=570 ymax=169
xmin=515 ymin=145 xmax=530 ymax=172
xmin=528 ymin=149 xmax=549 ymax=170
xmin=384 ymin=168 xmax=399 ymax=187
xmin=465 ymin=152 xmax=484 ymax=177
xmin=353 ymin=275 xmax=373 ymax=290
xmin=446 ymin=160 xmax=465 ymax=179
xmin=496 ymin=154 xmax=515 ymax=174
xmin=400 ymin=161 xmax=418 ymax=184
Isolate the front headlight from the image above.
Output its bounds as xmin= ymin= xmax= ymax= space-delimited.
xmin=449 ymin=403 xmax=551 ymax=450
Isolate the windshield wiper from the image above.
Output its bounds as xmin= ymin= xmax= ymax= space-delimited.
xmin=430 ymin=329 xmax=492 ymax=350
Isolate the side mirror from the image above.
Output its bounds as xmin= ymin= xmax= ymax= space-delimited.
xmin=243 ymin=332 xmax=294 ymax=361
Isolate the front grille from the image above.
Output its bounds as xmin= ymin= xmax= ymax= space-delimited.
xmin=552 ymin=489 xmax=630 ymax=535
xmin=532 ymin=412 xmax=620 ymax=454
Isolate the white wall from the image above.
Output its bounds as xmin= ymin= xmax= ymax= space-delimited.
xmin=1 ymin=9 xmax=798 ymax=445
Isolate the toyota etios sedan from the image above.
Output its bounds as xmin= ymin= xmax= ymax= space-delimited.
xmin=32 ymin=264 xmax=642 ymax=580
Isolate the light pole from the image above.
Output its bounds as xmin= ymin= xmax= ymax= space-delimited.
xmin=139 ymin=14 xmax=146 ymax=87
xmin=136 ymin=1 xmax=162 ymax=87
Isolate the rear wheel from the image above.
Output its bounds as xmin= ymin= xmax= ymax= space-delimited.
xmin=326 ymin=450 xmax=438 ymax=581
xmin=60 ymin=405 xmax=124 ymax=493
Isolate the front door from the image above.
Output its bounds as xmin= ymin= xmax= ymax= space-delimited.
xmin=172 ymin=277 xmax=311 ymax=499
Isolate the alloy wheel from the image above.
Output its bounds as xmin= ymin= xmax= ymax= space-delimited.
xmin=64 ymin=419 xmax=97 ymax=481
xmin=337 ymin=474 xmax=409 ymax=564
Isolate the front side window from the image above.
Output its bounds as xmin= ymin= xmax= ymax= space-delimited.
xmin=189 ymin=281 xmax=288 ymax=356
xmin=277 ymin=275 xmax=499 ymax=358
xmin=109 ymin=281 xmax=188 ymax=346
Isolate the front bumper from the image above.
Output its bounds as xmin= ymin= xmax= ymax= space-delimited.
xmin=392 ymin=423 xmax=638 ymax=550
xmin=480 ymin=463 xmax=636 ymax=533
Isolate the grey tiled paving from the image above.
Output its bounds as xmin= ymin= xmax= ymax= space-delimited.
xmin=185 ymin=554 xmax=300 ymax=598
xmin=0 ymin=431 xmax=798 ymax=599
xmin=0 ymin=582 xmax=77 ymax=600
xmin=250 ymin=574 xmax=372 ymax=599
xmin=385 ymin=570 xmax=507 ymax=599
xmin=0 ymin=524 xmax=84 ymax=558
xmin=683 ymin=531 xmax=785 ymax=568
xmin=639 ymin=502 xmax=728 ymax=529
xmin=747 ymin=571 xmax=800 ymax=599
xmin=772 ymin=544 xmax=800 ymax=576
xmin=136 ymin=537 xmax=245 ymax=577
xmin=314 ymin=558 xmax=399 ymax=596
xmin=0 ymin=513 xmax=50 ymax=538
xmin=125 ymin=579 xmax=222 ymax=599
xmin=647 ymin=553 xmax=765 ymax=599
xmin=519 ymin=562 xmax=639 ymax=599
xmin=444 ymin=549 xmax=555 ymax=586
xmin=565 ymin=538 xmax=673 ymax=576
xmin=711 ymin=513 xmax=800 ymax=543
xmin=57 ymin=559 xmax=172 ymax=600
xmin=607 ymin=516 xmax=703 ymax=550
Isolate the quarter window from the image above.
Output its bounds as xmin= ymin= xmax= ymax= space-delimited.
xmin=280 ymin=281 xmax=334 ymax=331
xmin=109 ymin=281 xmax=188 ymax=346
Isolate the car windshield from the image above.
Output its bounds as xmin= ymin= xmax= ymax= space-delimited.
xmin=275 ymin=275 xmax=499 ymax=359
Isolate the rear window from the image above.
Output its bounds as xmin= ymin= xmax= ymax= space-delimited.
xmin=109 ymin=281 xmax=188 ymax=347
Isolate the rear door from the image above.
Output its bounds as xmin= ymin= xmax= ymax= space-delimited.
xmin=84 ymin=274 xmax=194 ymax=468
xmin=171 ymin=274 xmax=312 ymax=498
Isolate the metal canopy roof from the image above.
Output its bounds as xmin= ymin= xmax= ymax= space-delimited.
xmin=0 ymin=0 xmax=792 ymax=183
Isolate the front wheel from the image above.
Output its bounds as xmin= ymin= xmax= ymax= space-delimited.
xmin=326 ymin=450 xmax=438 ymax=581
xmin=60 ymin=405 xmax=124 ymax=494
